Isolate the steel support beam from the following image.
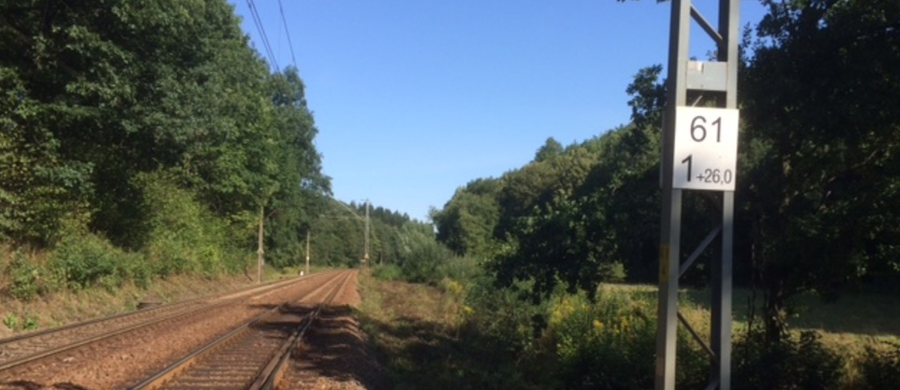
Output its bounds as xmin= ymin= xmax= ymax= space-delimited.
xmin=654 ymin=1 xmax=689 ymax=388
xmin=711 ymin=3 xmax=739 ymax=388
xmin=655 ymin=1 xmax=738 ymax=390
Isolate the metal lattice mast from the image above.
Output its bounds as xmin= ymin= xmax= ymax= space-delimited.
xmin=655 ymin=1 xmax=740 ymax=390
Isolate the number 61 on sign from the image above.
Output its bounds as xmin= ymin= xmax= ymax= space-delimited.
xmin=672 ymin=106 xmax=739 ymax=191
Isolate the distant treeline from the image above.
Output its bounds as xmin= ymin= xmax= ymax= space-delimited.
xmin=305 ymin=197 xmax=444 ymax=276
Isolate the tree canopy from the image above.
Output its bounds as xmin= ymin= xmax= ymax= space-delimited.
xmin=1 ymin=0 xmax=328 ymax=270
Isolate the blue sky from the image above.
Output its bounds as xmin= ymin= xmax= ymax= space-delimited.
xmin=229 ymin=1 xmax=767 ymax=221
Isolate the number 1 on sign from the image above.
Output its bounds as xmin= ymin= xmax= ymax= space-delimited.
xmin=681 ymin=154 xmax=692 ymax=181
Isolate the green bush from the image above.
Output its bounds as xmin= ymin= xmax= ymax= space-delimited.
xmin=8 ymin=255 xmax=41 ymax=300
xmin=372 ymin=264 xmax=403 ymax=281
xmin=50 ymin=233 xmax=147 ymax=291
xmin=602 ymin=262 xmax=627 ymax=283
xmin=733 ymin=330 xmax=843 ymax=390
xmin=399 ymin=239 xmax=454 ymax=284
xmin=464 ymin=276 xmax=546 ymax=349
xmin=7 ymin=251 xmax=62 ymax=300
xmin=450 ymin=277 xmax=544 ymax=389
xmin=437 ymin=255 xmax=482 ymax=282
xmin=136 ymin=171 xmax=244 ymax=277
xmin=857 ymin=341 xmax=900 ymax=390
xmin=51 ymin=234 xmax=116 ymax=289
xmin=4 ymin=235 xmax=148 ymax=299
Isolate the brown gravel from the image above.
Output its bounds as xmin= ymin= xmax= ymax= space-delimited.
xmin=0 ymin=270 xmax=367 ymax=390
xmin=278 ymin=306 xmax=387 ymax=390
xmin=278 ymin=269 xmax=386 ymax=389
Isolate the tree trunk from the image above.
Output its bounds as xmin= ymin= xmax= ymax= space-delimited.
xmin=763 ymin=286 xmax=787 ymax=344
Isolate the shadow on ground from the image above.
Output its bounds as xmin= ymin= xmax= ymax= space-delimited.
xmin=356 ymin=310 xmax=545 ymax=390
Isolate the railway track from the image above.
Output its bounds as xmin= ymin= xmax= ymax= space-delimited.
xmin=0 ymin=272 xmax=327 ymax=375
xmin=130 ymin=269 xmax=354 ymax=390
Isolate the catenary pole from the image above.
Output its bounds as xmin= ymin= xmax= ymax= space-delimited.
xmin=655 ymin=1 xmax=739 ymax=389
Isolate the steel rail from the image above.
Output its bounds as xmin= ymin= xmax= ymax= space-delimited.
xmin=257 ymin=270 xmax=353 ymax=390
xmin=0 ymin=273 xmax=321 ymax=373
xmin=0 ymin=272 xmax=312 ymax=346
xmin=128 ymin=270 xmax=352 ymax=390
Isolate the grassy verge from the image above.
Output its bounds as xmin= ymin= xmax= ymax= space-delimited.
xmin=356 ymin=270 xmax=457 ymax=389
xmin=357 ymin=268 xmax=900 ymax=390
xmin=0 ymin=263 xmax=289 ymax=338
xmin=633 ymin=284 xmax=900 ymax=353
xmin=357 ymin=269 xmax=538 ymax=390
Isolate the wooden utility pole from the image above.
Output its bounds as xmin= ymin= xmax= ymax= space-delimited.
xmin=363 ymin=200 xmax=370 ymax=264
xmin=257 ymin=204 xmax=264 ymax=284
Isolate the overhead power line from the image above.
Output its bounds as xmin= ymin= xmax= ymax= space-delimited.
xmin=277 ymin=0 xmax=298 ymax=71
xmin=246 ymin=0 xmax=279 ymax=70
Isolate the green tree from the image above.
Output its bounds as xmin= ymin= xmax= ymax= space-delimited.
xmin=742 ymin=0 xmax=900 ymax=341
xmin=0 ymin=0 xmax=278 ymax=246
xmin=490 ymin=142 xmax=613 ymax=298
xmin=534 ymin=137 xmax=564 ymax=162
xmin=262 ymin=67 xmax=330 ymax=268
xmin=1 ymin=1 xmax=329 ymax=283
xmin=432 ymin=178 xmax=502 ymax=258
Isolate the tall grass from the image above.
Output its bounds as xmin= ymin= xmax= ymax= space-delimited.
xmin=541 ymin=291 xmax=708 ymax=389
xmin=856 ymin=341 xmax=900 ymax=390
xmin=366 ymin=255 xmax=900 ymax=390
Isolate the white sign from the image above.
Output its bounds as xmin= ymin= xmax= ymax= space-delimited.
xmin=672 ymin=106 xmax=739 ymax=191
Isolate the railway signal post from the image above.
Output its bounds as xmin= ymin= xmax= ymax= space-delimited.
xmin=655 ymin=1 xmax=740 ymax=390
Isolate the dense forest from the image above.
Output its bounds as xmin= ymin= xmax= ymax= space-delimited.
xmin=433 ymin=0 xmax=900 ymax=350
xmin=420 ymin=1 xmax=900 ymax=387
xmin=0 ymin=0 xmax=426 ymax=300
xmin=0 ymin=0 xmax=455 ymax=300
